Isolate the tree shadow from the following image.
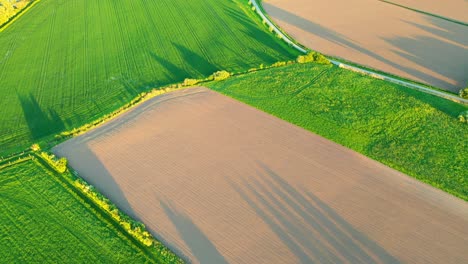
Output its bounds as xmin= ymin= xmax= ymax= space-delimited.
xmin=172 ymin=42 xmax=219 ymax=78
xmin=17 ymin=93 xmax=65 ymax=140
xmin=263 ymin=3 xmax=463 ymax=91
xmin=148 ymin=51 xmax=191 ymax=81
xmin=159 ymin=200 xmax=228 ymax=264
xmin=383 ymin=17 xmax=468 ymax=91
xmin=222 ymin=5 xmax=299 ymax=58
xmin=229 ymin=162 xmax=400 ymax=263
xmin=52 ymin=143 xmax=138 ymax=221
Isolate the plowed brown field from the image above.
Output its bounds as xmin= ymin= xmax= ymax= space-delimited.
xmin=387 ymin=0 xmax=468 ymax=23
xmin=53 ymin=87 xmax=468 ymax=263
xmin=264 ymin=0 xmax=468 ymax=92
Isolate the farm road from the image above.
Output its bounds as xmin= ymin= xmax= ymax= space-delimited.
xmin=262 ymin=0 xmax=468 ymax=93
xmin=54 ymin=87 xmax=468 ymax=264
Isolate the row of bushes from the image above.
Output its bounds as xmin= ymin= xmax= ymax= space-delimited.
xmin=182 ymin=70 xmax=232 ymax=86
xmin=54 ymin=87 xmax=181 ymax=142
xmin=39 ymin=151 xmax=68 ymax=173
xmin=74 ymin=178 xmax=154 ymax=247
xmin=50 ymin=51 xmax=330 ymax=144
xmin=32 ymin=151 xmax=180 ymax=261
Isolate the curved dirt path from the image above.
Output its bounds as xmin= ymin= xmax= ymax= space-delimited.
xmin=254 ymin=0 xmax=468 ymax=100
xmin=54 ymin=87 xmax=468 ymax=264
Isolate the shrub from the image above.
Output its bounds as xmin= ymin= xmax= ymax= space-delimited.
xmin=212 ymin=70 xmax=231 ymax=81
xmin=31 ymin=143 xmax=41 ymax=152
xmin=40 ymin=152 xmax=68 ymax=173
xmin=458 ymin=110 xmax=468 ymax=123
xmin=459 ymin=88 xmax=468 ymax=99
xmin=297 ymin=52 xmax=330 ymax=65
xmin=313 ymin=52 xmax=331 ymax=65
xmin=183 ymin=78 xmax=199 ymax=86
xmin=271 ymin=61 xmax=287 ymax=67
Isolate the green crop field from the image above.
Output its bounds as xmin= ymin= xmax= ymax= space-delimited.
xmin=0 ymin=0 xmax=298 ymax=154
xmin=0 ymin=159 xmax=177 ymax=262
xmin=208 ymin=63 xmax=468 ymax=200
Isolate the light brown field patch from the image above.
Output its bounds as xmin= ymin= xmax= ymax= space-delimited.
xmin=386 ymin=0 xmax=468 ymax=23
xmin=53 ymin=87 xmax=468 ymax=263
xmin=264 ymin=0 xmax=468 ymax=92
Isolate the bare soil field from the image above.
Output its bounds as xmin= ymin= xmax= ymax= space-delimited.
xmin=386 ymin=0 xmax=468 ymax=23
xmin=53 ymin=87 xmax=468 ymax=263
xmin=264 ymin=0 xmax=468 ymax=92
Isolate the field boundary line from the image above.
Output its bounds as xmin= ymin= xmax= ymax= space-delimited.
xmin=32 ymin=153 xmax=179 ymax=264
xmin=248 ymin=0 xmax=307 ymax=53
xmin=0 ymin=0 xmax=42 ymax=33
xmin=378 ymin=0 xmax=468 ymax=26
xmin=0 ymin=150 xmax=181 ymax=263
xmin=249 ymin=0 xmax=468 ymax=105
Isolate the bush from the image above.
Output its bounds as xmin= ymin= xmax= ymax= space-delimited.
xmin=212 ymin=70 xmax=231 ymax=81
xmin=458 ymin=110 xmax=468 ymax=123
xmin=40 ymin=152 xmax=68 ymax=173
xmin=459 ymin=88 xmax=468 ymax=99
xmin=31 ymin=143 xmax=41 ymax=152
xmin=183 ymin=78 xmax=199 ymax=86
xmin=271 ymin=61 xmax=287 ymax=67
xmin=75 ymin=178 xmax=154 ymax=246
xmin=297 ymin=52 xmax=330 ymax=65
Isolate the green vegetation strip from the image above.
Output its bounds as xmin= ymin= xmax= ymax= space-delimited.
xmin=0 ymin=0 xmax=299 ymax=155
xmin=207 ymin=62 xmax=468 ymax=201
xmin=378 ymin=0 xmax=468 ymax=26
xmin=0 ymin=155 xmax=182 ymax=263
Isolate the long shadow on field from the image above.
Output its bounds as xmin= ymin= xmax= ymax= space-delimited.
xmin=383 ymin=17 xmax=468 ymax=90
xmin=18 ymin=93 xmax=65 ymax=140
xmin=263 ymin=4 xmax=461 ymax=91
xmin=160 ymin=200 xmax=228 ymax=264
xmin=53 ymin=144 xmax=139 ymax=221
xmin=149 ymin=52 xmax=191 ymax=81
xmin=224 ymin=4 xmax=298 ymax=59
xmin=173 ymin=43 xmax=219 ymax=78
xmin=229 ymin=163 xmax=400 ymax=264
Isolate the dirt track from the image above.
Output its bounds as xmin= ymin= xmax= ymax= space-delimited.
xmin=264 ymin=0 xmax=468 ymax=92
xmin=53 ymin=87 xmax=468 ymax=263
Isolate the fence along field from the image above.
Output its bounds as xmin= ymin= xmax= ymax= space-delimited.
xmin=0 ymin=160 xmax=160 ymax=262
xmin=0 ymin=0 xmax=298 ymax=155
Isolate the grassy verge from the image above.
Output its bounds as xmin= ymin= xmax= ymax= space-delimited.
xmin=328 ymin=55 xmax=459 ymax=95
xmin=0 ymin=153 xmax=183 ymax=263
xmin=207 ymin=62 xmax=468 ymax=200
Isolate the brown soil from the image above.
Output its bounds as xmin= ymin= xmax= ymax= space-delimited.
xmin=53 ymin=87 xmax=468 ymax=263
xmin=264 ymin=0 xmax=468 ymax=92
xmin=388 ymin=0 xmax=468 ymax=23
